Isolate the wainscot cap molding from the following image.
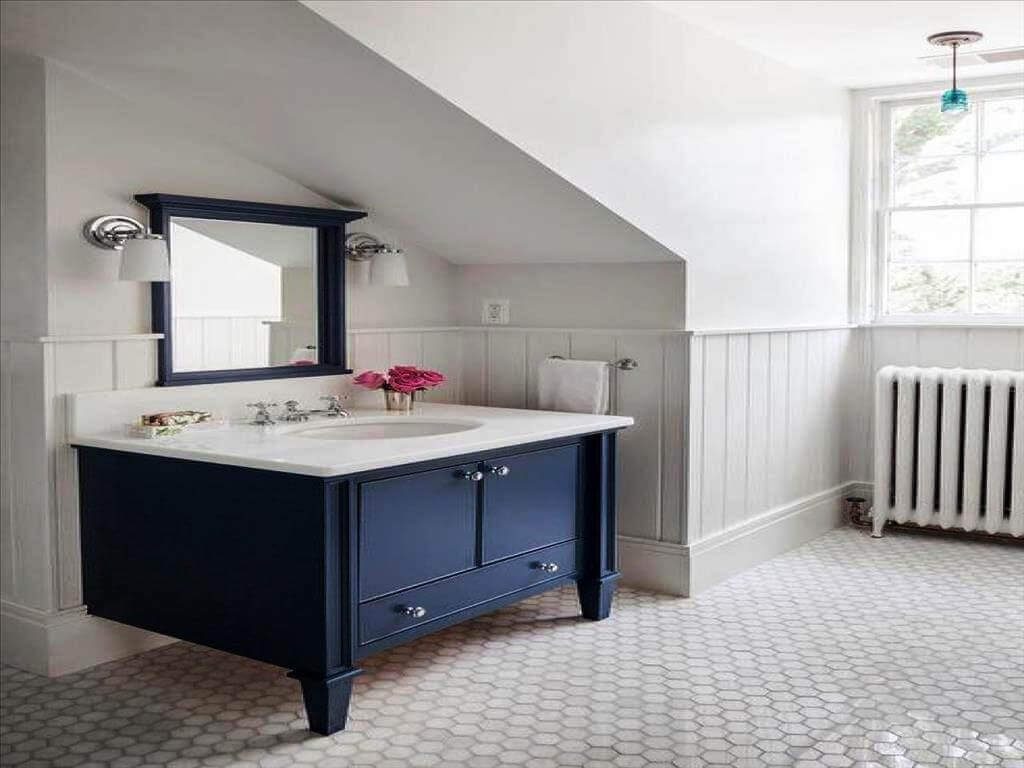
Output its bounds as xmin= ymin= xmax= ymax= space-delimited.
xmin=1 ymin=333 xmax=166 ymax=344
xmin=689 ymin=324 xmax=857 ymax=337
xmin=460 ymin=326 xmax=691 ymax=336
xmin=349 ymin=326 xmax=463 ymax=334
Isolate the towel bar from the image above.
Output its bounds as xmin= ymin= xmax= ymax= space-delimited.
xmin=548 ymin=355 xmax=638 ymax=371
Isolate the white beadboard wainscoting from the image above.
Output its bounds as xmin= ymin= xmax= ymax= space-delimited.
xmin=1 ymin=335 xmax=173 ymax=676
xmin=173 ymin=316 xmax=274 ymax=371
xmin=680 ymin=327 xmax=862 ymax=594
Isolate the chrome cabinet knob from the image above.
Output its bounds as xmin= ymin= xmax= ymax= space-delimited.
xmin=459 ymin=470 xmax=484 ymax=482
xmin=401 ymin=606 xmax=427 ymax=618
xmin=535 ymin=562 xmax=560 ymax=573
xmin=487 ymin=465 xmax=510 ymax=477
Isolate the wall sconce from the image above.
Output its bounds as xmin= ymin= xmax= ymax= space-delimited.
xmin=345 ymin=232 xmax=409 ymax=287
xmin=84 ymin=215 xmax=170 ymax=282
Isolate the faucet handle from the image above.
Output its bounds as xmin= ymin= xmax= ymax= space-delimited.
xmin=320 ymin=395 xmax=340 ymax=405
xmin=283 ymin=399 xmax=301 ymax=411
xmin=246 ymin=401 xmax=278 ymax=425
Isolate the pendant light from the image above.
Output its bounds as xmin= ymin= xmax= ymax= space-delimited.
xmin=927 ymin=31 xmax=983 ymax=113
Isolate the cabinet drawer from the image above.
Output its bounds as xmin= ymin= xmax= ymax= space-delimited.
xmin=359 ymin=463 xmax=478 ymax=601
xmin=482 ymin=444 xmax=579 ymax=563
xmin=359 ymin=540 xmax=578 ymax=644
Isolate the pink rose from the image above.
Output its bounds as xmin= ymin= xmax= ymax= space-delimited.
xmin=418 ymin=369 xmax=446 ymax=387
xmin=353 ymin=370 xmax=386 ymax=390
xmin=389 ymin=369 xmax=427 ymax=393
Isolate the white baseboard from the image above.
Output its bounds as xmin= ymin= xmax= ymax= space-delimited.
xmin=618 ymin=481 xmax=851 ymax=602
xmin=687 ymin=482 xmax=853 ymax=594
xmin=618 ymin=536 xmax=689 ymax=595
xmin=1 ymin=600 xmax=175 ymax=677
xmin=618 ymin=483 xmax=855 ymax=598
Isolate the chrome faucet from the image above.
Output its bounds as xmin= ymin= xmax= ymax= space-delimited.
xmin=315 ymin=394 xmax=351 ymax=418
xmin=246 ymin=401 xmax=278 ymax=425
xmin=279 ymin=400 xmax=310 ymax=422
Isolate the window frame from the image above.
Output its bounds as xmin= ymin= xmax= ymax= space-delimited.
xmin=869 ymin=85 xmax=1024 ymax=325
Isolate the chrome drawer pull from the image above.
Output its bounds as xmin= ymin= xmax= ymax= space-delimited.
xmin=400 ymin=606 xmax=427 ymax=618
xmin=487 ymin=465 xmax=510 ymax=477
xmin=535 ymin=562 xmax=560 ymax=573
xmin=458 ymin=469 xmax=484 ymax=482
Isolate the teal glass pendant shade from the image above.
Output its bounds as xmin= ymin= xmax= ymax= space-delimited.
xmin=941 ymin=88 xmax=969 ymax=113
xmin=927 ymin=31 xmax=983 ymax=115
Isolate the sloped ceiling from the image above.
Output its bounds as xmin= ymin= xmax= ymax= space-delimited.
xmin=0 ymin=0 xmax=678 ymax=265
xmin=174 ymin=219 xmax=316 ymax=269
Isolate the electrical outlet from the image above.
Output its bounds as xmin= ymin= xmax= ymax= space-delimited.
xmin=482 ymin=298 xmax=510 ymax=325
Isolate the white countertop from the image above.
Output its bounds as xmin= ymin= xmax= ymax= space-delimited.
xmin=70 ymin=403 xmax=633 ymax=477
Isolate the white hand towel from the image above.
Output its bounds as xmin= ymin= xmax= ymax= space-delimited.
xmin=536 ymin=358 xmax=610 ymax=414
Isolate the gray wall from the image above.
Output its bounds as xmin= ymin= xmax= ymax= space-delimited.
xmin=1 ymin=49 xmax=48 ymax=339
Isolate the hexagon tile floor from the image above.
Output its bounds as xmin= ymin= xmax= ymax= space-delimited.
xmin=2 ymin=528 xmax=1023 ymax=768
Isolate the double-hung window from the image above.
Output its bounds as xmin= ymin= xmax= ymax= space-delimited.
xmin=877 ymin=89 xmax=1023 ymax=321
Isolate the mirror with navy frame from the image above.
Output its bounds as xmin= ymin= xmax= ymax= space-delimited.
xmin=136 ymin=194 xmax=366 ymax=386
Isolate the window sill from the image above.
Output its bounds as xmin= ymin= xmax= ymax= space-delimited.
xmin=862 ymin=320 xmax=1024 ymax=330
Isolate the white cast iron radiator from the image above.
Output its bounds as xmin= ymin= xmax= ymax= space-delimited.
xmin=872 ymin=366 xmax=1023 ymax=538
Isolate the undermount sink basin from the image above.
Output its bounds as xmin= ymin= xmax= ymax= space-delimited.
xmin=289 ymin=418 xmax=483 ymax=440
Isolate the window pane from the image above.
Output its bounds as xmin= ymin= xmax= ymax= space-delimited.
xmin=887 ymin=263 xmax=969 ymax=315
xmin=979 ymin=151 xmax=1024 ymax=202
xmin=973 ymin=263 xmax=1024 ymax=315
xmin=890 ymin=210 xmax=969 ymax=262
xmin=983 ymin=97 xmax=1024 ymax=153
xmin=892 ymin=103 xmax=975 ymax=156
xmin=894 ymin=155 xmax=974 ymax=206
xmin=975 ymin=207 xmax=1024 ymax=261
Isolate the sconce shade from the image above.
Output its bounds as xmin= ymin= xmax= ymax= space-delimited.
xmin=350 ymin=259 xmax=372 ymax=286
xmin=370 ymin=250 xmax=409 ymax=287
xmin=119 ymin=236 xmax=170 ymax=282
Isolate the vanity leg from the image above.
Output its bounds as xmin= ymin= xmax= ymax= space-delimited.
xmin=578 ymin=432 xmax=620 ymax=622
xmin=288 ymin=668 xmax=362 ymax=735
xmin=577 ymin=574 xmax=618 ymax=620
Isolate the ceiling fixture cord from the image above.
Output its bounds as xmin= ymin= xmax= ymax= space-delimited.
xmin=927 ymin=30 xmax=983 ymax=113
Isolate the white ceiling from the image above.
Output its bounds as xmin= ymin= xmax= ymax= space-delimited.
xmin=652 ymin=1 xmax=1024 ymax=88
xmin=0 ymin=1 xmax=676 ymax=265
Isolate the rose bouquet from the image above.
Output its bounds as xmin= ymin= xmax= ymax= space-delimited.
xmin=353 ymin=366 xmax=446 ymax=411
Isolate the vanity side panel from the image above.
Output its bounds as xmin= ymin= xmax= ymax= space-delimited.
xmin=77 ymin=448 xmax=335 ymax=672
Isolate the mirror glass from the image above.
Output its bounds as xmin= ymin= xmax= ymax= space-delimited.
xmin=169 ymin=218 xmax=319 ymax=373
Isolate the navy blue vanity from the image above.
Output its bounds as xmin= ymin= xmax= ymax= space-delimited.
xmin=76 ymin=430 xmax=621 ymax=734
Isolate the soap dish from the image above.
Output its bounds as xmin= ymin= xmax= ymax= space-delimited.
xmin=124 ymin=419 xmax=228 ymax=439
xmin=125 ymin=423 xmax=184 ymax=439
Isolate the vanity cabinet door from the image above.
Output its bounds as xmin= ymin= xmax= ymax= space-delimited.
xmin=359 ymin=464 xmax=478 ymax=601
xmin=482 ymin=444 xmax=579 ymax=563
